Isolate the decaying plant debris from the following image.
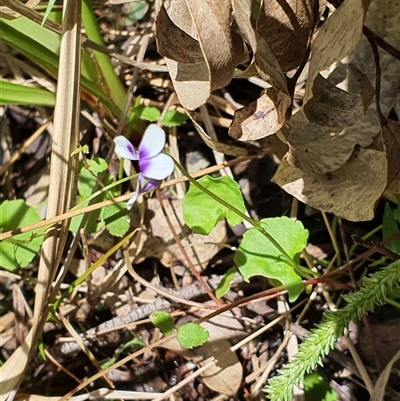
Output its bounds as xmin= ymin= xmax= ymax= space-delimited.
xmin=1 ymin=0 xmax=400 ymax=401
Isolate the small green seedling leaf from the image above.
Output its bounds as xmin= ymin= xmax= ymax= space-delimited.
xmin=216 ymin=266 xmax=237 ymax=298
xmin=124 ymin=0 xmax=150 ymax=24
xmin=151 ymin=311 xmax=176 ymax=336
xmin=383 ymin=203 xmax=400 ymax=254
xmin=162 ymin=110 xmax=188 ymax=127
xmin=235 ymin=217 xmax=308 ymax=302
xmin=177 ymin=322 xmax=210 ymax=348
xmin=87 ymin=157 xmax=108 ymax=174
xmin=135 ymin=106 xmax=161 ymax=122
xmin=305 ymin=372 xmax=338 ymax=401
xmin=101 ymin=202 xmax=130 ymax=237
xmin=70 ymin=159 xmax=110 ymax=233
xmin=71 ymin=145 xmax=89 ymax=155
xmin=0 ymin=200 xmax=44 ymax=271
xmin=182 ymin=175 xmax=246 ymax=235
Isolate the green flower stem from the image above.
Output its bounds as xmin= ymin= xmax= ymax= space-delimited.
xmin=173 ymin=159 xmax=311 ymax=279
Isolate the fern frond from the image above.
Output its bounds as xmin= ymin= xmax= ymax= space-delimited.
xmin=265 ymin=260 xmax=400 ymax=401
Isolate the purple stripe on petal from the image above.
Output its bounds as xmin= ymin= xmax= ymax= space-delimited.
xmin=142 ymin=179 xmax=161 ymax=193
xmin=139 ymin=153 xmax=174 ymax=180
xmin=138 ymin=124 xmax=166 ymax=160
xmin=114 ymin=136 xmax=139 ymax=160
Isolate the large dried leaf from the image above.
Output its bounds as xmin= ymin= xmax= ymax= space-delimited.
xmin=303 ymin=67 xmax=374 ymax=127
xmin=304 ymin=0 xmax=372 ymax=105
xmin=229 ymin=87 xmax=291 ymax=141
xmin=273 ymin=148 xmax=387 ymax=221
xmin=381 ymin=119 xmax=400 ymax=185
xmin=156 ymin=0 xmax=247 ymax=110
xmin=283 ymin=107 xmax=379 ymax=174
xmin=156 ymin=5 xmax=204 ymax=64
xmin=257 ymin=0 xmax=325 ymax=72
xmin=156 ymin=1 xmax=210 ymax=110
xmin=232 ymin=0 xmax=289 ymax=94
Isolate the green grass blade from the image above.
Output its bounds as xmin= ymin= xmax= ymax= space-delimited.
xmin=0 ymin=80 xmax=56 ymax=106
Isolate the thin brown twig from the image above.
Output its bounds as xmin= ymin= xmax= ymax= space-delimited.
xmin=155 ymin=190 xmax=222 ymax=305
xmin=123 ymin=243 xmax=216 ymax=310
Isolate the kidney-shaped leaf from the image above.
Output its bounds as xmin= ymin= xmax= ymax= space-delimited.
xmin=0 ymin=200 xmax=44 ymax=271
xmin=182 ymin=175 xmax=245 ymax=235
xmin=234 ymin=217 xmax=308 ymax=301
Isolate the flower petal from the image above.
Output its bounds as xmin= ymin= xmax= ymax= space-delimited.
xmin=126 ymin=192 xmax=139 ymax=210
xmin=138 ymin=124 xmax=166 ymax=160
xmin=125 ymin=179 xmax=141 ymax=210
xmin=114 ymin=136 xmax=139 ymax=160
xmin=142 ymin=178 xmax=161 ymax=193
xmin=139 ymin=153 xmax=174 ymax=180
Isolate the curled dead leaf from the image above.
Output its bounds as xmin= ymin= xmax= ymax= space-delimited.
xmin=273 ymin=148 xmax=387 ymax=221
xmin=303 ymin=68 xmax=374 ymax=127
xmin=156 ymin=0 xmax=247 ymax=110
xmin=304 ymin=0 xmax=373 ymax=105
xmin=231 ymin=0 xmax=289 ymax=94
xmin=283 ymin=107 xmax=379 ymax=174
xmin=256 ymin=0 xmax=326 ymax=72
xmin=229 ymin=87 xmax=291 ymax=141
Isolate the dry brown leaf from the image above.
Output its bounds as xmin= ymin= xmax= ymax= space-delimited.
xmin=381 ymin=119 xmax=400 ymax=185
xmin=283 ymin=107 xmax=379 ymax=174
xmin=229 ymin=87 xmax=291 ymax=141
xmin=156 ymin=5 xmax=204 ymax=64
xmin=156 ymin=0 xmax=247 ymax=110
xmin=256 ymin=0 xmax=325 ymax=72
xmin=303 ymin=68 xmax=374 ymax=127
xmin=135 ymin=199 xmax=226 ymax=271
xmin=272 ymin=148 xmax=387 ymax=221
xmin=186 ymin=0 xmax=246 ymax=87
xmin=304 ymin=0 xmax=372 ymax=105
xmin=156 ymin=1 xmax=211 ymax=110
xmin=163 ymin=313 xmax=244 ymax=396
xmin=232 ymin=0 xmax=289 ymax=94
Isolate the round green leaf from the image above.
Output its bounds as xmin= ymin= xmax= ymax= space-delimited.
xmin=0 ymin=200 xmax=44 ymax=271
xmin=182 ymin=175 xmax=246 ymax=235
xmin=235 ymin=217 xmax=308 ymax=301
xmin=101 ymin=203 xmax=129 ymax=237
xmin=151 ymin=311 xmax=175 ymax=336
xmin=177 ymin=322 xmax=210 ymax=349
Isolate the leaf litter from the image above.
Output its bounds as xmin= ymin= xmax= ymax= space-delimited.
xmin=1 ymin=0 xmax=400 ymax=400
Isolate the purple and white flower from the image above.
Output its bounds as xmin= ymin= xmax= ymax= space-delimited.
xmin=113 ymin=124 xmax=174 ymax=209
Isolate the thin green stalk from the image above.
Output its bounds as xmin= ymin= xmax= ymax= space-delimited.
xmin=82 ymin=0 xmax=127 ymax=111
xmin=71 ymin=173 xmax=139 ymax=211
xmin=173 ymin=159 xmax=312 ymax=279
